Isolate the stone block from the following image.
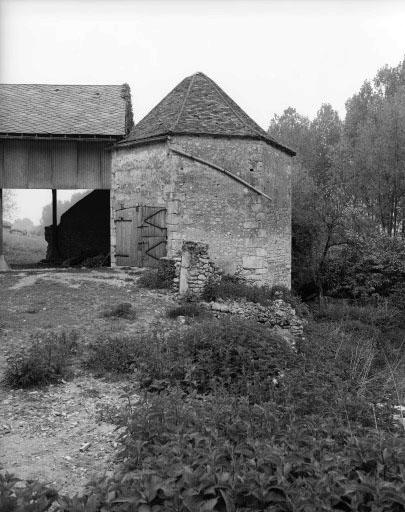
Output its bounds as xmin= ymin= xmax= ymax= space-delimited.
xmin=242 ymin=256 xmax=265 ymax=269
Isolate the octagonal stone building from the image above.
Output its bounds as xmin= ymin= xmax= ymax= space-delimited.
xmin=111 ymin=72 xmax=295 ymax=287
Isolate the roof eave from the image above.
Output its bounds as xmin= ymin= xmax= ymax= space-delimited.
xmin=0 ymin=132 xmax=125 ymax=141
xmin=119 ymin=131 xmax=296 ymax=156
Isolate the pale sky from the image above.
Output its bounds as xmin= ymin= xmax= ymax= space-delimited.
xmin=1 ymin=0 xmax=405 ymax=223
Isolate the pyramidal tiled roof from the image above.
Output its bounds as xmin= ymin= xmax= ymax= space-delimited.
xmin=0 ymin=84 xmax=131 ymax=136
xmin=125 ymin=72 xmax=294 ymax=155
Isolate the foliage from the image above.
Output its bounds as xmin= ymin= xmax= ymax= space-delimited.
xmin=270 ymin=57 xmax=405 ymax=296
xmin=138 ymin=269 xmax=172 ymax=290
xmin=345 ymin=59 xmax=405 ymax=236
xmin=314 ymin=300 xmax=402 ymax=327
xmin=85 ymin=333 xmax=141 ymax=374
xmin=323 ymin=232 xmax=405 ymax=303
xmin=166 ymin=302 xmax=205 ymax=319
xmin=40 ymin=191 xmax=89 ymax=227
xmin=137 ymin=318 xmax=296 ymax=400
xmin=0 ymin=472 xmax=58 ymax=512
xmin=3 ymin=329 xmax=78 ymax=389
xmin=3 ymin=230 xmax=47 ymax=267
xmin=202 ymin=274 xmax=300 ymax=308
xmin=101 ymin=302 xmax=136 ymax=320
xmin=26 ymin=305 xmax=403 ymax=512
xmin=58 ymin=386 xmax=404 ymax=512
xmin=3 ymin=190 xmax=17 ymax=221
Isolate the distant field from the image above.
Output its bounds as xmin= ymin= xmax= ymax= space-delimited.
xmin=3 ymin=230 xmax=47 ymax=266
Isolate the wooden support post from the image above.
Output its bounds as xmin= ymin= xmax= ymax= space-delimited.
xmin=0 ymin=189 xmax=10 ymax=271
xmin=48 ymin=189 xmax=60 ymax=262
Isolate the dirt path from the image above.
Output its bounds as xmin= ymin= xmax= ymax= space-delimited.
xmin=0 ymin=268 xmax=177 ymax=496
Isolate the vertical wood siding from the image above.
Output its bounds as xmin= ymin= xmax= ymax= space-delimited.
xmin=0 ymin=139 xmax=111 ymax=189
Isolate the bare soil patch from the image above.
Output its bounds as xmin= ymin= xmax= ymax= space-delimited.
xmin=0 ymin=268 xmax=177 ymax=496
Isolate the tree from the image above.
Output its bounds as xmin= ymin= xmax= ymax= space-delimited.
xmin=40 ymin=191 xmax=89 ymax=227
xmin=269 ymin=105 xmax=348 ymax=295
xmin=12 ymin=218 xmax=35 ymax=233
xmin=3 ymin=190 xmax=17 ymax=222
xmin=344 ymin=57 xmax=405 ymax=236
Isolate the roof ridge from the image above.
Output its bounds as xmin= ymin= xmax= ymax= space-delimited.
xmin=201 ymin=74 xmax=265 ymax=137
xmin=171 ymin=74 xmax=195 ymax=132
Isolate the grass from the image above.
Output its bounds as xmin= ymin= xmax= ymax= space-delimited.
xmin=3 ymin=329 xmax=79 ymax=388
xmin=3 ymin=230 xmax=47 ymax=266
xmin=59 ymin=301 xmax=405 ymax=511
xmin=2 ymin=289 xmax=404 ymax=510
xmin=166 ymin=302 xmax=205 ymax=319
xmin=101 ymin=302 xmax=136 ymax=319
xmin=85 ymin=333 xmax=142 ymax=374
xmin=202 ymin=274 xmax=305 ymax=311
xmin=314 ymin=300 xmax=403 ymax=328
xmin=138 ymin=269 xmax=173 ymax=289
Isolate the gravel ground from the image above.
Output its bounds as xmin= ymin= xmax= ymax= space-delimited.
xmin=0 ymin=268 xmax=177 ymax=497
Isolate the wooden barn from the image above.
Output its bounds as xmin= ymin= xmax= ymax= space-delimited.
xmin=0 ymin=83 xmax=133 ymax=268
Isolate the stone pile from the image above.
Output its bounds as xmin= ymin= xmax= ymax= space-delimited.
xmin=209 ymin=298 xmax=305 ymax=342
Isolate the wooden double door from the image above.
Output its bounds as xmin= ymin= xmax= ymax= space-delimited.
xmin=115 ymin=205 xmax=167 ymax=267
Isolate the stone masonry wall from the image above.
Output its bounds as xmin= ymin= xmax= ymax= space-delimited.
xmin=178 ymin=241 xmax=220 ymax=298
xmin=111 ymin=135 xmax=292 ymax=287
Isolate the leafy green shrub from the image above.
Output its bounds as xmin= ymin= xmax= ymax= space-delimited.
xmin=3 ymin=329 xmax=78 ymax=389
xmin=315 ymin=300 xmax=401 ymax=328
xmin=166 ymin=302 xmax=205 ymax=319
xmin=138 ymin=269 xmax=172 ymax=289
xmin=137 ymin=318 xmax=296 ymax=401
xmin=0 ymin=472 xmax=58 ymax=512
xmin=85 ymin=333 xmax=143 ymax=374
xmin=59 ymin=389 xmax=405 ymax=512
xmin=323 ymin=232 xmax=405 ymax=302
xmin=101 ymin=302 xmax=135 ymax=320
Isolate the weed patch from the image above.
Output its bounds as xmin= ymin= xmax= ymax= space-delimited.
xmin=85 ymin=334 xmax=142 ymax=374
xmin=59 ymin=388 xmax=405 ymax=512
xmin=138 ymin=269 xmax=172 ymax=290
xmin=101 ymin=302 xmax=135 ymax=320
xmin=3 ymin=329 xmax=79 ymax=389
xmin=137 ymin=318 xmax=296 ymax=399
xmin=0 ymin=472 xmax=58 ymax=512
xmin=166 ymin=302 xmax=205 ymax=319
xmin=202 ymin=274 xmax=304 ymax=310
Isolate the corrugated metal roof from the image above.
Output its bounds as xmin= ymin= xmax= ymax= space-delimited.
xmin=124 ymin=72 xmax=295 ymax=155
xmin=0 ymin=84 xmax=129 ymax=136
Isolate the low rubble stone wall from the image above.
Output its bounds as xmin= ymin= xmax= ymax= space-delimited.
xmin=209 ymin=298 xmax=305 ymax=343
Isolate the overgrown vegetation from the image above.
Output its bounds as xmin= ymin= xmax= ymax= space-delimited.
xmin=85 ymin=333 xmax=140 ymax=374
xmin=0 ymin=471 xmax=58 ymax=512
xmin=3 ymin=299 xmax=404 ymax=510
xmin=166 ymin=302 xmax=205 ymax=319
xmin=58 ymin=390 xmax=403 ymax=512
xmin=3 ymin=329 xmax=78 ymax=389
xmin=55 ymin=297 xmax=405 ymax=511
xmin=270 ymin=57 xmax=405 ymax=298
xmin=137 ymin=268 xmax=173 ymax=290
xmin=101 ymin=302 xmax=136 ymax=319
xmin=202 ymin=274 xmax=300 ymax=307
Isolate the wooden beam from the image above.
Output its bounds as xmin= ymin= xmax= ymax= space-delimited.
xmin=0 ymin=189 xmax=10 ymax=270
xmin=47 ymin=189 xmax=61 ymax=262
xmin=169 ymin=145 xmax=273 ymax=202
